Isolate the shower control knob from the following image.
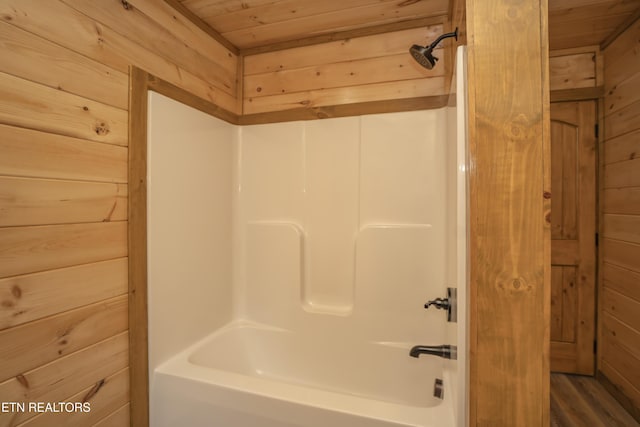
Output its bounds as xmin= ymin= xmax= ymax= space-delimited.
xmin=424 ymin=298 xmax=450 ymax=310
xmin=423 ymin=288 xmax=457 ymax=323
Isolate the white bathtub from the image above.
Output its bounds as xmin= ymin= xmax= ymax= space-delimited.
xmin=147 ymin=46 xmax=468 ymax=427
xmin=151 ymin=320 xmax=455 ymax=427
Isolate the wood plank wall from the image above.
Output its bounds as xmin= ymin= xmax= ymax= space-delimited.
xmin=242 ymin=25 xmax=449 ymax=115
xmin=550 ymin=47 xmax=600 ymax=91
xmin=0 ymin=1 xmax=238 ymax=425
xmin=599 ymin=16 xmax=640 ymax=422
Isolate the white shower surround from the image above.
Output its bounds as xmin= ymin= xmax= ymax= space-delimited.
xmin=148 ymin=48 xmax=468 ymax=427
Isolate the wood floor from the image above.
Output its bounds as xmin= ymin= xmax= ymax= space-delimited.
xmin=551 ymin=373 xmax=639 ymax=427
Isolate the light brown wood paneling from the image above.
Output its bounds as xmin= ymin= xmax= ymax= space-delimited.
xmin=0 ymin=0 xmax=239 ymax=113
xmin=60 ymin=0 xmax=235 ymax=96
xmin=18 ymin=368 xmax=129 ymax=427
xmin=603 ymin=129 xmax=640 ymax=164
xmin=602 ymin=288 xmax=640 ymax=332
xmin=0 ymin=258 xmax=128 ymax=330
xmin=549 ymin=0 xmax=640 ymax=50
xmin=180 ymin=0 xmax=449 ymax=49
xmin=243 ymin=25 xmax=448 ymax=115
xmin=604 ymin=214 xmax=640 ymax=244
xmin=0 ymin=295 xmax=128 ymax=383
xmin=604 ymin=157 xmax=640 ymax=188
xmin=466 ymin=0 xmax=549 ymax=424
xmin=0 ymin=177 xmax=127 ymax=227
xmin=550 ymin=51 xmax=597 ymax=91
xmin=602 ymin=311 xmax=640 ymax=359
xmin=93 ymin=403 xmax=130 ymax=427
xmin=603 ymin=187 xmax=640 ymax=215
xmin=0 ymin=71 xmax=127 ymax=146
xmin=0 ymin=1 xmax=237 ymax=424
xmin=0 ymin=125 xmax=127 ymax=183
xmin=602 ymin=262 xmax=640 ymax=302
xmin=599 ymin=15 xmax=640 ymax=420
xmin=0 ymin=222 xmax=127 ymax=279
xmin=0 ymin=332 xmax=128 ymax=426
xmin=0 ymin=21 xmax=128 ymax=109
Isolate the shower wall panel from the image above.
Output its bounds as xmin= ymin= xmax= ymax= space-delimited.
xmin=147 ymin=92 xmax=234 ymax=373
xmin=237 ymin=109 xmax=449 ymax=338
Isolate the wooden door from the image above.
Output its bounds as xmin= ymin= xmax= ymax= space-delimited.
xmin=550 ymin=101 xmax=597 ymax=375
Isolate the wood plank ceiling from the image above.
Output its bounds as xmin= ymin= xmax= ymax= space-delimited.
xmin=176 ymin=0 xmax=640 ymax=51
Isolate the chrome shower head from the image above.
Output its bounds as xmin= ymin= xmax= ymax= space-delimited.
xmin=409 ymin=28 xmax=459 ymax=70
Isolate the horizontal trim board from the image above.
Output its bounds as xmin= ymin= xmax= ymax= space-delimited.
xmin=241 ymin=95 xmax=449 ymax=124
xmin=550 ymin=86 xmax=603 ymax=102
xmin=147 ymin=74 xmax=240 ymax=125
xmin=0 ymin=258 xmax=128 ymax=330
xmin=244 ymin=76 xmax=447 ymax=114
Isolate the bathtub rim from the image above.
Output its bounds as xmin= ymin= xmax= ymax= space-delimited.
xmin=151 ymin=318 xmax=457 ymax=427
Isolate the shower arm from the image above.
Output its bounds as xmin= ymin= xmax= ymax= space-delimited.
xmin=426 ymin=28 xmax=459 ymax=50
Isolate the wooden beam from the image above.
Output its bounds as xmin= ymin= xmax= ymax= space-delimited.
xmin=128 ymin=66 xmax=150 ymax=427
xmin=466 ymin=0 xmax=550 ymax=425
xmin=550 ymin=86 xmax=604 ymax=102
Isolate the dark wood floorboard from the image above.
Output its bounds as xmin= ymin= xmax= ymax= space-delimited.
xmin=550 ymin=373 xmax=639 ymax=427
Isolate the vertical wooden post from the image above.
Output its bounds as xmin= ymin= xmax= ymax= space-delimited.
xmin=466 ymin=0 xmax=550 ymax=425
xmin=128 ymin=66 xmax=150 ymax=427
